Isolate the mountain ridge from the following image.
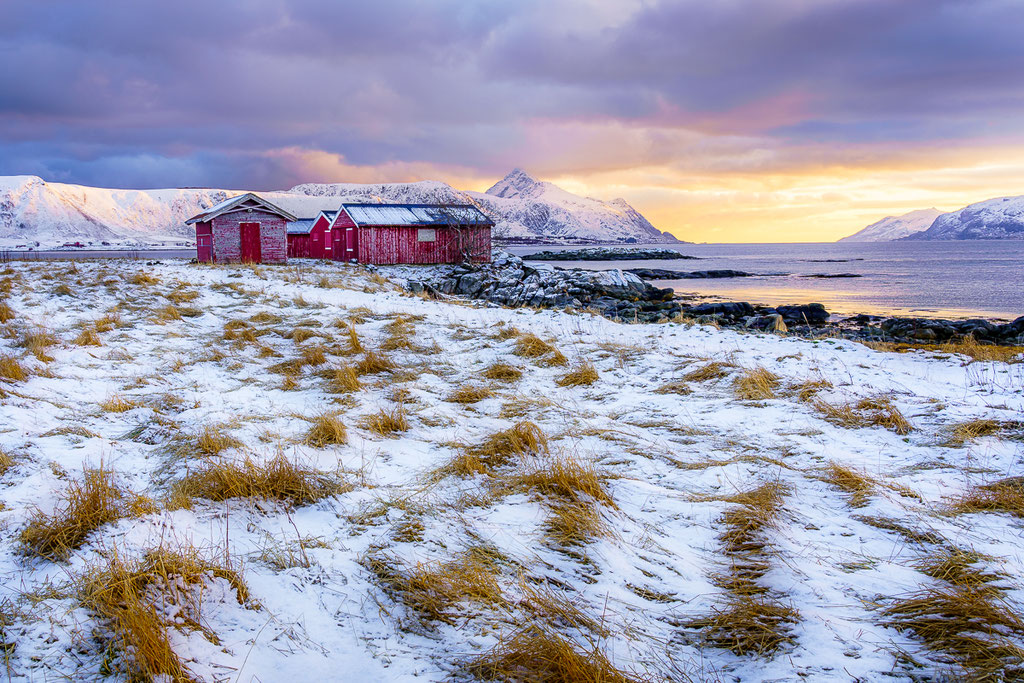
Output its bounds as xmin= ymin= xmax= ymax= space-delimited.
xmin=0 ymin=171 xmax=676 ymax=248
xmin=838 ymin=208 xmax=944 ymax=242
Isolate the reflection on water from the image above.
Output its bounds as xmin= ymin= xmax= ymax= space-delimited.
xmin=507 ymin=241 xmax=1024 ymax=320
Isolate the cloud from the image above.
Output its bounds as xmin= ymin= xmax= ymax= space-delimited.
xmin=1 ymin=0 xmax=1022 ymax=239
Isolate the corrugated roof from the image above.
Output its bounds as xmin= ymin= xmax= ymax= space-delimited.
xmin=286 ymin=219 xmax=316 ymax=234
xmin=342 ymin=203 xmax=492 ymax=227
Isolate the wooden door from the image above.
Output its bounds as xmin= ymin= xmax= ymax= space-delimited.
xmin=240 ymin=222 xmax=261 ymax=263
xmin=332 ymin=229 xmax=344 ymax=260
xmin=345 ymin=226 xmax=357 ymax=261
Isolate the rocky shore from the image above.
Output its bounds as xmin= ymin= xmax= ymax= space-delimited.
xmin=401 ymin=251 xmax=1024 ymax=346
xmin=521 ymin=247 xmax=696 ymax=261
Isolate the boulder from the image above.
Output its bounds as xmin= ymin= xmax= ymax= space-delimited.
xmin=776 ymin=303 xmax=829 ymax=325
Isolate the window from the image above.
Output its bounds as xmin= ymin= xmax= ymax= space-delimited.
xmin=417 ymin=228 xmax=436 ymax=242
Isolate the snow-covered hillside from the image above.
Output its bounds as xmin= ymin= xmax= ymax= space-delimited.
xmin=0 ymin=171 xmax=674 ymax=249
xmin=906 ymin=194 xmax=1024 ymax=240
xmin=838 ymin=208 xmax=944 ymax=242
xmin=467 ymin=169 xmax=678 ymax=243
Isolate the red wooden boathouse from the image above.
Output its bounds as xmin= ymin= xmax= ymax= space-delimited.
xmin=187 ymin=193 xmax=294 ymax=264
xmin=328 ymin=203 xmax=492 ymax=265
xmin=287 ymin=210 xmax=336 ymax=259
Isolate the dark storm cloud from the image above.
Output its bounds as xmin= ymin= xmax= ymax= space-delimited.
xmin=1 ymin=0 xmax=1022 ymax=188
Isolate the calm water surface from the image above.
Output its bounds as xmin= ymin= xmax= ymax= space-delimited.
xmin=508 ymin=242 xmax=1024 ymax=320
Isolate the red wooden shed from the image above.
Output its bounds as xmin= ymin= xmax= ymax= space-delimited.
xmin=187 ymin=193 xmax=294 ymax=264
xmin=328 ymin=203 xmax=493 ymax=265
xmin=287 ymin=210 xmax=336 ymax=259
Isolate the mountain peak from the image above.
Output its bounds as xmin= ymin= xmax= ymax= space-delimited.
xmin=486 ymin=168 xmax=544 ymax=199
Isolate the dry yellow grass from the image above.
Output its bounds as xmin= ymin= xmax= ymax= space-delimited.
xmin=0 ymin=301 xmax=14 ymax=323
xmin=482 ymin=362 xmax=523 ymax=382
xmin=443 ymin=422 xmax=550 ymax=478
xmin=165 ymin=287 xmax=199 ymax=304
xmin=0 ymin=354 xmax=28 ymax=382
xmin=882 ymin=585 xmax=1024 ymax=679
xmin=250 ymin=311 xmax=283 ymax=325
xmin=100 ymin=394 xmax=140 ymax=413
xmin=364 ymin=550 xmax=503 ymax=624
xmin=865 ymin=335 xmax=1024 ymax=364
xmin=682 ymin=361 xmax=731 ymax=383
xmin=0 ymin=448 xmax=13 ymax=477
xmin=300 ymin=343 xmax=327 ymax=366
xmin=950 ymin=477 xmax=1024 ymax=518
xmin=290 ymin=327 xmax=318 ymax=343
xmin=194 ymin=424 xmax=243 ymax=456
xmin=78 ymin=545 xmax=250 ymax=682
xmin=322 ymin=363 xmax=362 ymax=393
xmin=555 ymin=363 xmax=599 ymax=387
xmin=944 ymin=418 xmax=1021 ymax=446
xmin=823 ymin=462 xmax=875 ymax=507
xmin=340 ymin=323 xmax=363 ymax=355
xmin=514 ymin=333 xmax=558 ymax=359
xmin=19 ymin=466 xmax=147 ymax=560
xmin=466 ymin=624 xmax=645 ymax=683
xmin=129 ymin=272 xmax=158 ymax=286
xmin=305 ymin=412 xmax=348 ymax=447
xmin=732 ymin=367 xmax=781 ymax=400
xmin=814 ymin=396 xmax=913 ymax=435
xmin=653 ymin=379 xmax=692 ymax=395
xmin=792 ymin=378 xmax=833 ymax=402
xmin=355 ymin=350 xmax=395 ymax=375
xmin=545 ymin=500 xmax=608 ymax=546
xmin=686 ymin=595 xmax=799 ymax=656
xmin=172 ymin=453 xmax=347 ymax=505
xmin=358 ymin=406 xmax=410 ymax=436
xmin=917 ymin=548 xmax=1007 ymax=591
xmin=446 ymin=384 xmax=495 ymax=404
xmin=94 ymin=311 xmax=123 ymax=332
xmin=72 ymin=326 xmax=102 ymax=346
xmin=17 ymin=326 xmax=57 ymax=361
xmin=510 ymin=454 xmax=613 ymax=506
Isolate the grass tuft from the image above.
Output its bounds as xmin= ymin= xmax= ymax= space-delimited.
xmin=556 ymin=363 xmax=599 ymax=387
xmin=172 ymin=453 xmax=347 ymax=506
xmin=446 ymin=384 xmax=495 ymax=404
xmin=0 ymin=354 xmax=28 ymax=382
xmin=814 ymin=395 xmax=913 ymax=435
xmin=19 ymin=465 xmax=148 ymax=560
xmin=482 ymin=362 xmax=523 ymax=382
xmin=78 ymin=545 xmax=249 ymax=682
xmin=682 ymin=361 xmax=732 ymax=383
xmin=687 ymin=596 xmax=799 ymax=656
xmin=355 ymin=350 xmax=395 ymax=375
xmin=446 ymin=422 xmax=549 ymax=477
xmin=100 ymin=394 xmax=141 ymax=413
xmin=823 ymin=462 xmax=875 ymax=507
xmin=732 ymin=367 xmax=781 ymax=400
xmin=322 ymin=363 xmax=362 ymax=393
xmin=465 ymin=624 xmax=644 ymax=683
xmin=305 ymin=412 xmax=348 ymax=447
xmin=358 ymin=406 xmax=410 ymax=437
xmin=950 ymin=477 xmax=1024 ymax=517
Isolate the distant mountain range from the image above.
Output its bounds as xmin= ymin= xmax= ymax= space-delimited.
xmin=838 ymin=208 xmax=945 ymax=242
xmin=0 ymin=170 xmax=676 ymax=248
xmin=841 ymin=194 xmax=1024 ymax=242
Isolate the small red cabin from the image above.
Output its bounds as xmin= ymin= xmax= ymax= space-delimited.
xmin=187 ymin=193 xmax=293 ymax=264
xmin=287 ymin=211 xmax=336 ymax=259
xmin=329 ymin=203 xmax=492 ymax=265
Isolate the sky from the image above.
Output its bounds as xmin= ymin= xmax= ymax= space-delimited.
xmin=2 ymin=0 xmax=1024 ymax=242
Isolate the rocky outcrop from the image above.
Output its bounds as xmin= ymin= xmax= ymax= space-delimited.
xmin=405 ymin=251 xmax=683 ymax=322
xmin=522 ymin=247 xmax=696 ymax=261
xmin=627 ymin=268 xmax=754 ymax=279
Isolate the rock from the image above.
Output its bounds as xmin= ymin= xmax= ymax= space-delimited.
xmin=626 ymin=268 xmax=755 ymax=280
xmin=776 ymin=303 xmax=829 ymax=325
xmin=522 ymin=247 xmax=697 ymax=261
xmin=684 ymin=302 xmax=754 ymax=319
xmin=746 ymin=314 xmax=788 ymax=333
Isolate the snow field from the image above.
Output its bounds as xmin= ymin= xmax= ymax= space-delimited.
xmin=0 ymin=258 xmax=1022 ymax=681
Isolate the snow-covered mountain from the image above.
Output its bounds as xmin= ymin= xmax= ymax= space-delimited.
xmin=838 ymin=208 xmax=944 ymax=242
xmin=467 ymin=169 xmax=678 ymax=243
xmin=905 ymin=194 xmax=1024 ymax=240
xmin=0 ymin=170 xmax=674 ymax=248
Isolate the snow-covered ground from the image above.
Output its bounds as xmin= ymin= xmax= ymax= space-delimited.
xmin=0 ymin=259 xmax=1022 ymax=681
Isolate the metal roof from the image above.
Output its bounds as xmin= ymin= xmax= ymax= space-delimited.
xmin=286 ymin=219 xmax=316 ymax=234
xmin=342 ymin=203 xmax=492 ymax=228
